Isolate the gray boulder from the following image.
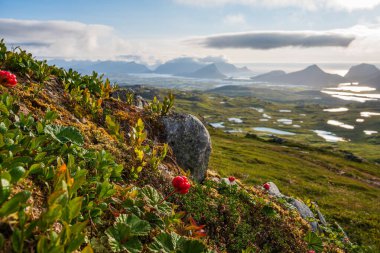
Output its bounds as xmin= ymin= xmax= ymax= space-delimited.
xmin=290 ymin=199 xmax=318 ymax=231
xmin=161 ymin=113 xmax=211 ymax=182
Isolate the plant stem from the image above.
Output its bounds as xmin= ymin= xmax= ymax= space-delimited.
xmin=159 ymin=189 xmax=177 ymax=204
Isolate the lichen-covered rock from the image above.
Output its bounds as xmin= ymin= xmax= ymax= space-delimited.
xmin=267 ymin=182 xmax=284 ymax=198
xmin=161 ymin=113 xmax=211 ymax=182
xmin=290 ymin=199 xmax=318 ymax=231
xmin=111 ymin=89 xmax=148 ymax=108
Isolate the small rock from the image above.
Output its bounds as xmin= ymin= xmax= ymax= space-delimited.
xmin=312 ymin=202 xmax=328 ymax=226
xmin=267 ymin=182 xmax=284 ymax=198
xmin=111 ymin=89 xmax=148 ymax=108
xmin=161 ymin=113 xmax=211 ymax=182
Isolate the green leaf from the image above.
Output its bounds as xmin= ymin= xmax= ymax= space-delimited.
xmin=0 ymin=178 xmax=11 ymax=205
xmin=149 ymin=232 xmax=181 ymax=252
xmin=149 ymin=232 xmax=206 ymax=253
xmin=11 ymin=228 xmax=22 ymax=252
xmin=44 ymin=125 xmax=84 ymax=145
xmin=0 ymin=102 xmax=9 ymax=116
xmin=139 ymin=185 xmax=171 ymax=215
xmin=180 ymin=239 xmax=207 ymax=253
xmin=9 ymin=166 xmax=26 ymax=183
xmin=81 ymin=244 xmax=94 ymax=253
xmin=304 ymin=232 xmax=323 ymax=252
xmin=116 ymin=214 xmax=151 ymax=236
xmin=0 ymin=191 xmax=30 ymax=217
xmin=68 ymin=197 xmax=83 ymax=221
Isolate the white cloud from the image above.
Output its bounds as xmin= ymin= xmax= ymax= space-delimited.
xmin=223 ymin=14 xmax=246 ymax=26
xmin=0 ymin=18 xmax=159 ymax=63
xmin=174 ymin=0 xmax=380 ymax=11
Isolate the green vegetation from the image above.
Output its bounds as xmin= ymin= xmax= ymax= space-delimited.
xmin=0 ymin=39 xmax=374 ymax=252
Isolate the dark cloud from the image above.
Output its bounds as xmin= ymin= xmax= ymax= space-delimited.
xmin=197 ymin=32 xmax=356 ymax=50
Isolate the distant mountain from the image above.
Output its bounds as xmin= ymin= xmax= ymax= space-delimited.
xmin=48 ymin=60 xmax=151 ymax=74
xmin=90 ymin=61 xmax=151 ymax=74
xmin=154 ymin=57 xmax=251 ymax=76
xmin=251 ymin=70 xmax=286 ymax=82
xmin=214 ymin=62 xmax=252 ymax=75
xmin=251 ymin=65 xmax=346 ymax=87
xmin=154 ymin=58 xmax=205 ymax=75
xmin=344 ymin=63 xmax=380 ymax=87
xmin=181 ymin=64 xmax=227 ymax=79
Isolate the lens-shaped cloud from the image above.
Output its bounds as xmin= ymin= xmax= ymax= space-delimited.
xmin=193 ymin=31 xmax=356 ymax=50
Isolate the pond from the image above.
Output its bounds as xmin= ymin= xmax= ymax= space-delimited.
xmin=277 ymin=118 xmax=293 ymax=125
xmin=323 ymin=107 xmax=348 ymax=112
xmin=364 ymin=130 xmax=378 ymax=135
xmin=327 ymin=120 xmax=354 ymax=129
xmin=252 ymin=127 xmax=296 ymax=135
xmin=313 ymin=130 xmax=346 ymax=142
xmin=209 ymin=122 xmax=225 ymax=128
xmin=228 ymin=118 xmax=243 ymax=123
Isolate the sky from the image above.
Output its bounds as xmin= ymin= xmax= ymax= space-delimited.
xmin=1 ymin=0 xmax=380 ymax=65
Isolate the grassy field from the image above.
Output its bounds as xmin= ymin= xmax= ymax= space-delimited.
xmin=130 ymin=86 xmax=380 ymax=250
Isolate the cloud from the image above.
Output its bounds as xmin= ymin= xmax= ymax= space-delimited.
xmin=174 ymin=0 xmax=380 ymax=11
xmin=223 ymin=14 xmax=246 ymax=26
xmin=0 ymin=18 xmax=145 ymax=61
xmin=191 ymin=31 xmax=356 ymax=50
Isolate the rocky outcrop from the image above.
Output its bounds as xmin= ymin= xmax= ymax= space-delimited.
xmin=161 ymin=113 xmax=211 ymax=182
xmin=267 ymin=182 xmax=320 ymax=231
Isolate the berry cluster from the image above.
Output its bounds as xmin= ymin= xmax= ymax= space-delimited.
xmin=172 ymin=176 xmax=191 ymax=194
xmin=0 ymin=70 xmax=17 ymax=88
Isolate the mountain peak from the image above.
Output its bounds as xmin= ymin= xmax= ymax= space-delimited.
xmin=345 ymin=63 xmax=380 ymax=85
xmin=304 ymin=64 xmax=323 ymax=72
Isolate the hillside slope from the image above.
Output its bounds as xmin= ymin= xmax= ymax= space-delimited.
xmin=0 ymin=40 xmax=365 ymax=252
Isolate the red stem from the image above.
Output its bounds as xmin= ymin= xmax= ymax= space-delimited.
xmin=160 ymin=189 xmax=177 ymax=204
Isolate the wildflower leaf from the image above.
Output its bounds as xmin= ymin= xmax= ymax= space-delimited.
xmin=44 ymin=125 xmax=84 ymax=145
xmin=149 ymin=232 xmax=206 ymax=253
xmin=139 ymin=185 xmax=171 ymax=215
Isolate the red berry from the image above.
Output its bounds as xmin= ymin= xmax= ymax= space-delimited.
xmin=172 ymin=176 xmax=190 ymax=194
xmin=0 ymin=70 xmax=17 ymax=88
xmin=172 ymin=176 xmax=185 ymax=188
xmin=308 ymin=250 xmax=315 ymax=253
xmin=263 ymin=183 xmax=270 ymax=190
xmin=228 ymin=176 xmax=235 ymax=182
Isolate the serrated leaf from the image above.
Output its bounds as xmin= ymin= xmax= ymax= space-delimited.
xmin=44 ymin=125 xmax=84 ymax=145
xmin=116 ymin=214 xmax=151 ymax=236
xmin=139 ymin=185 xmax=171 ymax=215
xmin=149 ymin=232 xmax=206 ymax=253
